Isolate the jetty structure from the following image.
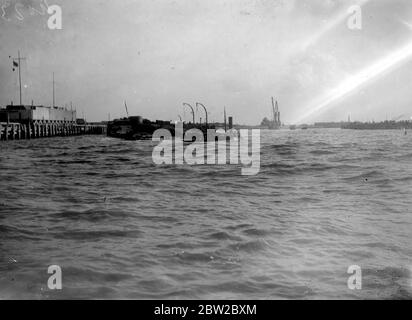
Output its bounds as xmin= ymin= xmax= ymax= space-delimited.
xmin=0 ymin=51 xmax=106 ymax=141
xmin=0 ymin=103 xmax=106 ymax=141
xmin=341 ymin=114 xmax=412 ymax=130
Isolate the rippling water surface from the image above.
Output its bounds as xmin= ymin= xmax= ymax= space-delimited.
xmin=0 ymin=129 xmax=411 ymax=299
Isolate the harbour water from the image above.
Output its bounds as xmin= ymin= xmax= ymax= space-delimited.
xmin=0 ymin=129 xmax=411 ymax=299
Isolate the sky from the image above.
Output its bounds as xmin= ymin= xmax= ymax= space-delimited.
xmin=1 ymin=0 xmax=412 ymax=124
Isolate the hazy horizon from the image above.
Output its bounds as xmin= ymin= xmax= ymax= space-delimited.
xmin=1 ymin=0 xmax=412 ymax=124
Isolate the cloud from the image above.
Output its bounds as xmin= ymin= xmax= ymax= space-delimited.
xmin=0 ymin=0 xmax=49 ymax=22
xmin=1 ymin=0 xmax=412 ymax=124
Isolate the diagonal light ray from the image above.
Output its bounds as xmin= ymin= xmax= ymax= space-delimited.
xmin=300 ymin=0 xmax=370 ymax=51
xmin=401 ymin=19 xmax=412 ymax=30
xmin=296 ymin=39 xmax=412 ymax=124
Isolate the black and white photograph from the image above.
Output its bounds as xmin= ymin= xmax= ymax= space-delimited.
xmin=0 ymin=0 xmax=411 ymax=305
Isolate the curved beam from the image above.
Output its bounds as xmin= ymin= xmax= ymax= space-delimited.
xmin=196 ymin=102 xmax=208 ymax=127
xmin=183 ymin=103 xmax=195 ymax=124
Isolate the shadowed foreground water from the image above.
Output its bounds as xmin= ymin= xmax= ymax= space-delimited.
xmin=0 ymin=129 xmax=411 ymax=299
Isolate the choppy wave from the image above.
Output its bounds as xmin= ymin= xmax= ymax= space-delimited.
xmin=0 ymin=129 xmax=411 ymax=299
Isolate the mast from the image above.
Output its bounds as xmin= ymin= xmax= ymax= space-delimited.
xmin=275 ymin=100 xmax=279 ymax=125
xmin=124 ymin=101 xmax=129 ymax=117
xmin=53 ymin=72 xmax=55 ymax=108
xmin=12 ymin=51 xmax=26 ymax=105
xmin=271 ymin=97 xmax=275 ymax=123
xmin=18 ymin=51 xmax=22 ymax=106
xmin=224 ymin=107 xmax=227 ymax=131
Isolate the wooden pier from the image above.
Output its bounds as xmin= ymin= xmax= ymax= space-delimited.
xmin=0 ymin=121 xmax=106 ymax=141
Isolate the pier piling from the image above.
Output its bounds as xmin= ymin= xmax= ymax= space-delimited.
xmin=0 ymin=121 xmax=106 ymax=141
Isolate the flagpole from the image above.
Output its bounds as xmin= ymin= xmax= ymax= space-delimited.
xmin=18 ymin=51 xmax=22 ymax=106
xmin=224 ymin=107 xmax=227 ymax=132
xmin=53 ymin=72 xmax=55 ymax=108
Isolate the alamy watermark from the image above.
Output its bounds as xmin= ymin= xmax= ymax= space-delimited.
xmin=347 ymin=5 xmax=362 ymax=30
xmin=47 ymin=4 xmax=61 ymax=30
xmin=1 ymin=0 xmax=62 ymax=29
xmin=47 ymin=265 xmax=62 ymax=290
xmin=347 ymin=265 xmax=362 ymax=290
xmin=152 ymin=123 xmax=260 ymax=176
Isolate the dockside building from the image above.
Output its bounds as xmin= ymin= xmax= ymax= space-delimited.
xmin=0 ymin=104 xmax=76 ymax=124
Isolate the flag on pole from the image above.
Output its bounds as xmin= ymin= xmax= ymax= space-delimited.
xmin=12 ymin=60 xmax=18 ymax=71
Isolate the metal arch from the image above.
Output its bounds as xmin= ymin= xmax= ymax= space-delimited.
xmin=183 ymin=103 xmax=195 ymax=124
xmin=196 ymin=103 xmax=208 ymax=127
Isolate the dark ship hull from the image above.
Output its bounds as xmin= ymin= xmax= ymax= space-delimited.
xmin=107 ymin=116 xmax=217 ymax=141
xmin=268 ymin=122 xmax=281 ymax=130
xmin=107 ymin=116 xmax=175 ymax=140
